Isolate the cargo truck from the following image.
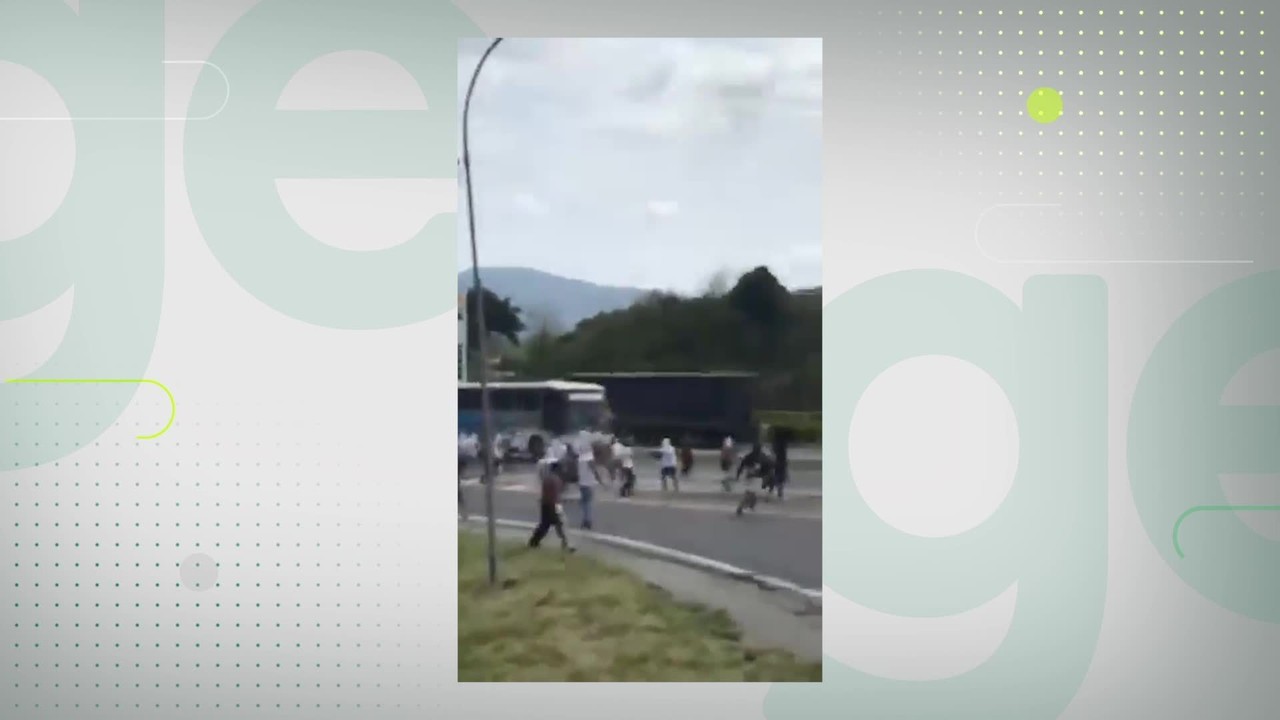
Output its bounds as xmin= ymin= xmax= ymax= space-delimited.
xmin=570 ymin=371 xmax=758 ymax=449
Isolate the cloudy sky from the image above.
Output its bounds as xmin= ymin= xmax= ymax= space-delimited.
xmin=457 ymin=37 xmax=822 ymax=294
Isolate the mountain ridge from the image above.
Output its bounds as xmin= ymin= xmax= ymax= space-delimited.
xmin=456 ymin=267 xmax=647 ymax=332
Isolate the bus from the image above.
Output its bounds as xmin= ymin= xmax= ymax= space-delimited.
xmin=457 ymin=380 xmax=612 ymax=460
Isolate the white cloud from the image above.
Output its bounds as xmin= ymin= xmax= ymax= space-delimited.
xmin=771 ymin=244 xmax=822 ymax=287
xmin=646 ymin=200 xmax=680 ymax=218
xmin=512 ymin=191 xmax=550 ymax=216
xmin=457 ymin=38 xmax=821 ymax=293
xmin=465 ymin=38 xmax=822 ymax=143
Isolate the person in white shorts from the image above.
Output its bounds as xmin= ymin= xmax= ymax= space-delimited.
xmin=659 ymin=437 xmax=679 ymax=493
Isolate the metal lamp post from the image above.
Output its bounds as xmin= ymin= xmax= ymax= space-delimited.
xmin=462 ymin=37 xmax=504 ymax=587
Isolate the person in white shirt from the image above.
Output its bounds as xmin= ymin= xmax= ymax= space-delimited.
xmin=457 ymin=432 xmax=481 ymax=518
xmin=612 ymin=437 xmax=636 ymax=497
xmin=719 ymin=436 xmax=736 ymax=491
xmin=457 ymin=433 xmax=480 ymax=476
xmin=575 ymin=440 xmax=603 ymax=530
xmin=659 ymin=438 xmax=679 ymax=493
xmin=487 ymin=432 xmax=507 ymax=475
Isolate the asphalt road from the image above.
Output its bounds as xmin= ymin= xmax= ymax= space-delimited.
xmin=460 ymin=485 xmax=822 ymax=590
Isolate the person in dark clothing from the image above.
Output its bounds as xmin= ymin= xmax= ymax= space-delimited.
xmin=561 ymin=443 xmax=579 ymax=485
xmin=528 ymin=454 xmax=572 ymax=551
xmin=679 ymin=445 xmax=694 ymax=477
xmin=734 ymin=436 xmax=772 ymax=516
xmin=747 ymin=435 xmax=778 ymax=495
xmin=770 ymin=428 xmax=791 ymax=501
xmin=735 ymin=441 xmax=763 ymax=482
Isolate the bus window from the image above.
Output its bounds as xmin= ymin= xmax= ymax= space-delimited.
xmin=458 ymin=388 xmax=480 ymax=411
xmin=542 ymin=392 xmax=568 ymax=436
xmin=491 ymin=391 xmax=515 ymax=412
xmin=568 ymin=395 xmax=610 ymax=433
xmin=516 ymin=391 xmax=541 ymax=412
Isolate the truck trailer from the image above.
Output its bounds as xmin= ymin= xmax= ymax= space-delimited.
xmin=569 ymin=371 xmax=758 ymax=449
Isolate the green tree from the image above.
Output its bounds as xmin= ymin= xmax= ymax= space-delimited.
xmin=727 ymin=266 xmax=789 ymax=329
xmin=725 ymin=266 xmax=790 ymax=366
xmin=465 ymin=287 xmax=526 ymax=349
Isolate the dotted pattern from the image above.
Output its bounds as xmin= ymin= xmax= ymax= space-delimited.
xmin=1027 ymin=86 xmax=1065 ymax=123
xmin=849 ymin=7 xmax=1273 ymax=210
xmin=4 ymin=398 xmax=431 ymax=716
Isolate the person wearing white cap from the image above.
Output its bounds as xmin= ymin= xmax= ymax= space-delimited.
xmin=659 ymin=438 xmax=679 ymax=493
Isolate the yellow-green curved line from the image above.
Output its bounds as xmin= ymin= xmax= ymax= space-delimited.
xmin=1173 ymin=504 xmax=1280 ymax=558
xmin=3 ymin=378 xmax=176 ymax=440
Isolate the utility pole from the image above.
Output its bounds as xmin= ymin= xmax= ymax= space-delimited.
xmin=461 ymin=37 xmax=504 ymax=587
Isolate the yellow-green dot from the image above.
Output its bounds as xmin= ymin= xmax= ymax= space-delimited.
xmin=1026 ymin=86 xmax=1064 ymax=123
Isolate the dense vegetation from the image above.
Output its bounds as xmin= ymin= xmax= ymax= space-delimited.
xmin=464 ymin=266 xmax=820 ymax=412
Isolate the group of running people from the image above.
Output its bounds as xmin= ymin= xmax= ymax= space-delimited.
xmin=460 ymin=427 xmax=793 ymax=546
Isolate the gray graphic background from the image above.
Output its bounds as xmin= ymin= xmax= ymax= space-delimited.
xmin=1 ymin=0 xmax=1276 ymax=718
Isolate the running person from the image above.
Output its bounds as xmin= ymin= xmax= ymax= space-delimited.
xmin=735 ymin=440 xmax=764 ymax=516
xmin=659 ymin=438 xmax=679 ymax=492
xmin=719 ymin=436 xmax=736 ymax=491
xmin=611 ymin=437 xmax=636 ymax=497
xmin=528 ymin=449 xmax=572 ymax=551
xmin=735 ymin=439 xmax=763 ymax=482
xmin=771 ymin=427 xmax=791 ymax=501
xmin=679 ymin=445 xmax=694 ymax=478
xmin=576 ymin=440 xmax=603 ymax=530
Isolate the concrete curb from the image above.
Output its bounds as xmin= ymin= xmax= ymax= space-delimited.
xmin=460 ymin=516 xmax=822 ymax=611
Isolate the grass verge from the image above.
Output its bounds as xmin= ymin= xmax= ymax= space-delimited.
xmin=458 ymin=531 xmax=821 ymax=682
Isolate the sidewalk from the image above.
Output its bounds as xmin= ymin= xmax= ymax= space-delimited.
xmin=460 ymin=519 xmax=822 ymax=664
